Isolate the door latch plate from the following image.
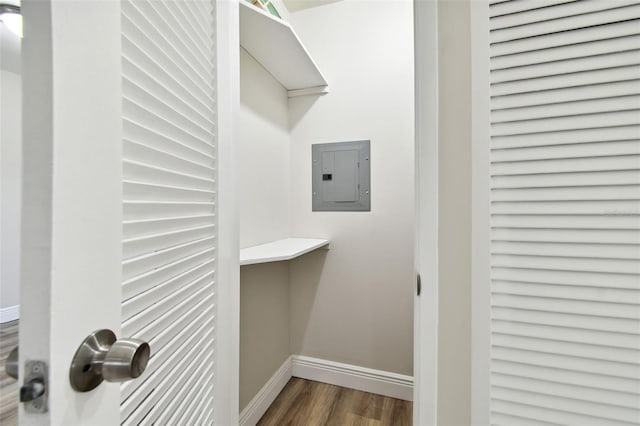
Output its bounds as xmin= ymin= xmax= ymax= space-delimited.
xmin=23 ymin=360 xmax=48 ymax=413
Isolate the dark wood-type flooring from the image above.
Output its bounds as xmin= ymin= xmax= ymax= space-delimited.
xmin=0 ymin=320 xmax=18 ymax=426
xmin=258 ymin=378 xmax=412 ymax=426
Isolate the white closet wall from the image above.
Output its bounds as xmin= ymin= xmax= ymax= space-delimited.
xmin=120 ymin=0 xmax=217 ymax=424
xmin=487 ymin=1 xmax=640 ymax=424
xmin=238 ymin=49 xmax=291 ymax=249
xmin=288 ymin=0 xmax=415 ymax=377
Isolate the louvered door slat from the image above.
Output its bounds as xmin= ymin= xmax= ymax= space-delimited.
xmin=154 ymin=364 xmax=214 ymax=425
xmin=122 ymin=2 xmax=213 ymax=94
xmin=124 ymin=139 xmax=213 ymax=178
xmin=123 ymin=56 xmax=214 ymax=128
xmin=491 ymin=50 xmax=640 ymax=84
xmin=123 ymin=99 xmax=214 ymax=154
xmin=491 ymin=240 xmax=640 ymax=259
xmin=492 ymin=66 xmax=640 ymax=96
xmin=144 ymin=363 xmax=215 ymax=425
xmin=491 ymin=4 xmax=640 ymax=43
xmin=123 ymin=276 xmax=214 ymax=337
xmin=186 ymin=384 xmax=216 ymax=425
xmin=492 ymin=82 xmax=640 ymax=110
xmin=492 ymin=267 xmax=640 ymax=289
xmin=121 ymin=324 xmax=214 ymax=420
xmin=136 ymin=1 xmax=212 ymax=74
xmin=493 ymin=373 xmax=640 ymax=409
xmin=123 ymin=161 xmax=215 ymax=194
xmin=154 ymin=362 xmax=214 ymax=424
xmin=492 ymin=387 xmax=639 ymax=424
xmin=491 ymin=126 xmax=640 ymax=149
xmin=493 ymin=308 xmax=640 ymax=337
xmin=123 ymin=224 xmax=215 ymax=258
xmin=491 ymin=156 xmax=640 ymax=175
xmin=122 ymin=259 xmax=214 ymax=317
xmin=491 ymin=214 xmax=640 ymax=229
xmin=488 ymin=2 xmax=640 ymax=424
xmin=490 ymin=0 xmax=632 ymax=27
xmin=123 ymin=122 xmax=215 ymax=167
xmin=491 ymin=141 xmax=640 ymax=162
xmin=492 ymin=96 xmax=640 ymax=123
xmin=492 ymin=35 xmax=640 ymax=69
xmin=493 ymin=399 xmax=636 ymax=426
xmin=490 ymin=0 xmax=573 ymax=13
xmin=123 ymin=236 xmax=215 ymax=279
xmin=123 ymin=79 xmax=214 ymax=141
xmin=492 ymin=228 xmax=640 ymax=244
xmin=491 ymin=20 xmax=640 ymax=57
xmin=121 ymin=0 xmax=216 ymax=424
xmin=123 ymin=340 xmax=214 ymax=426
xmin=492 ymin=170 xmax=640 ymax=189
xmin=492 ymin=333 xmax=640 ymax=364
xmin=494 ymin=358 xmax=640 ymax=393
xmin=124 ymin=214 xmax=216 ymax=238
xmin=122 ymin=248 xmax=215 ymax=300
xmin=123 ymin=300 xmax=214 ymax=401
xmin=492 ymin=281 xmax=640 ymax=303
xmin=124 ymin=201 xmax=215 ymax=221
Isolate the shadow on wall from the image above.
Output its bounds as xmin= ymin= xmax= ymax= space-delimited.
xmin=287 ymin=93 xmax=323 ymax=130
xmin=289 ymin=248 xmax=328 ymax=352
xmin=240 ymin=48 xmax=325 ymax=132
xmin=240 ymin=261 xmax=291 ymax=409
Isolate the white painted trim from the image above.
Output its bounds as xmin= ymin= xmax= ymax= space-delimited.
xmin=0 ymin=305 xmax=19 ymax=323
xmin=239 ymin=1 xmax=327 ymax=91
xmin=287 ymin=86 xmax=328 ymax=98
xmin=291 ymin=355 xmax=413 ymax=402
xmin=240 ymin=238 xmax=329 ymax=265
xmin=214 ymin=1 xmax=241 ymax=425
xmin=239 ymin=356 xmax=293 ymax=426
xmin=470 ymin=1 xmax=491 ymax=425
xmin=413 ymin=0 xmax=439 ymax=424
xmin=239 ymin=355 xmax=414 ymax=425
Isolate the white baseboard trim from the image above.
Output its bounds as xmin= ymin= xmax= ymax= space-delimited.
xmin=240 ymin=356 xmax=293 ymax=426
xmin=0 ymin=305 xmax=19 ymax=323
xmin=240 ymin=354 xmax=414 ymax=425
xmin=291 ymin=355 xmax=413 ymax=401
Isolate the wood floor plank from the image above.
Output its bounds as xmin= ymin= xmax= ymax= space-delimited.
xmin=346 ymin=413 xmax=382 ymax=426
xmin=380 ymin=397 xmax=412 ymax=426
xmin=258 ymin=378 xmax=412 ymax=426
xmin=304 ymin=381 xmax=341 ymax=426
xmin=0 ymin=320 xmax=18 ymax=426
xmin=355 ymin=391 xmax=383 ymax=420
xmin=325 ymin=387 xmax=363 ymax=426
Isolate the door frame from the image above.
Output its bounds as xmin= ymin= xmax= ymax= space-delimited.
xmin=470 ymin=1 xmax=491 ymax=424
xmin=413 ymin=0 xmax=439 ymax=424
xmin=214 ymin=0 xmax=241 ymax=425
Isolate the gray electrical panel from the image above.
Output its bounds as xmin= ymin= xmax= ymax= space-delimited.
xmin=312 ymin=140 xmax=370 ymax=211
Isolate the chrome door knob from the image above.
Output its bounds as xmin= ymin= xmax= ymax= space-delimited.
xmin=70 ymin=329 xmax=150 ymax=392
xmin=103 ymin=338 xmax=149 ymax=381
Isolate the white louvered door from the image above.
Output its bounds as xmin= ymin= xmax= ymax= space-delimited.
xmin=121 ymin=0 xmax=217 ymax=424
xmin=19 ymin=1 xmax=233 ymax=425
xmin=484 ymin=1 xmax=640 ymax=425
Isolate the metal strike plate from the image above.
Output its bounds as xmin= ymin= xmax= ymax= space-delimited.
xmin=23 ymin=360 xmax=48 ymax=413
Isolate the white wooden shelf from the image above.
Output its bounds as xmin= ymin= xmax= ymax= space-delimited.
xmin=239 ymin=1 xmax=328 ymax=96
xmin=240 ymin=238 xmax=330 ymax=266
